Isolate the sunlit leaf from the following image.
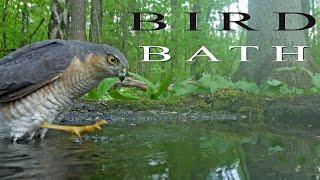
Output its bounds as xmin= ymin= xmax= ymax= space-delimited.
xmin=154 ymin=74 xmax=172 ymax=99
xmin=108 ymin=89 xmax=140 ymax=100
xmin=267 ymin=79 xmax=283 ymax=87
xmin=311 ymin=73 xmax=320 ymax=88
xmin=232 ymin=81 xmax=259 ymax=94
xmin=172 ymin=78 xmax=198 ymax=96
xmin=97 ymin=78 xmax=118 ymax=97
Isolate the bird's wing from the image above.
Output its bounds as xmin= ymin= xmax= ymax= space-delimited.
xmin=0 ymin=40 xmax=75 ymax=102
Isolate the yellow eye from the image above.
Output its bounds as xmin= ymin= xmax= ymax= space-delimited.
xmin=107 ymin=56 xmax=117 ymax=65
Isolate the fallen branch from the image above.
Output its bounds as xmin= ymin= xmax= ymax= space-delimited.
xmin=115 ymin=77 xmax=148 ymax=91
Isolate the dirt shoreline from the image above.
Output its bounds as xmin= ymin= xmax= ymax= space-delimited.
xmin=57 ymin=93 xmax=320 ymax=130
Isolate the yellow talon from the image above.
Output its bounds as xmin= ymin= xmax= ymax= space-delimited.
xmin=40 ymin=120 xmax=108 ymax=140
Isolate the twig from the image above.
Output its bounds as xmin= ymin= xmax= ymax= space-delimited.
xmin=0 ymin=48 xmax=17 ymax=52
xmin=114 ymin=77 xmax=148 ymax=91
xmin=29 ymin=17 xmax=45 ymax=42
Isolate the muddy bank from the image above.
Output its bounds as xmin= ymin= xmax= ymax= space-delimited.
xmin=267 ymin=95 xmax=320 ymax=127
xmin=56 ymin=98 xmax=244 ymax=126
xmin=57 ymin=92 xmax=320 ymax=131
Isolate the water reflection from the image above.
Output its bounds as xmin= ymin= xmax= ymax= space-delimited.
xmin=0 ymin=123 xmax=318 ymax=179
xmin=0 ymin=137 xmax=99 ymax=179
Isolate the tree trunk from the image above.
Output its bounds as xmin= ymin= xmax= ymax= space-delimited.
xmin=170 ymin=0 xmax=178 ymax=71
xmin=311 ymin=0 xmax=317 ymax=62
xmin=120 ymin=11 xmax=129 ymax=51
xmin=135 ymin=31 xmax=142 ymax=74
xmin=234 ymin=0 xmax=317 ymax=88
xmin=48 ymin=0 xmax=69 ymax=40
xmin=190 ymin=3 xmax=202 ymax=79
xmin=20 ymin=0 xmax=29 ymax=47
xmin=2 ymin=0 xmax=9 ymax=50
xmin=301 ymin=0 xmax=310 ymax=42
xmin=69 ymin=0 xmax=86 ymax=41
xmin=135 ymin=0 xmax=142 ymax=74
xmin=89 ymin=0 xmax=102 ymax=43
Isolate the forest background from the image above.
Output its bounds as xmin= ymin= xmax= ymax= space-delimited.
xmin=0 ymin=0 xmax=319 ymax=100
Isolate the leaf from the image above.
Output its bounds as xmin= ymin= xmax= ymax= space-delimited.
xmin=108 ymin=89 xmax=140 ymax=100
xmin=128 ymin=72 xmax=156 ymax=90
xmin=97 ymin=78 xmax=118 ymax=97
xmin=197 ymin=73 xmax=217 ymax=93
xmin=232 ymin=81 xmax=259 ymax=94
xmin=267 ymin=79 xmax=283 ymax=87
xmin=172 ymin=78 xmax=198 ymax=97
xmin=197 ymin=73 xmax=212 ymax=88
xmin=309 ymin=87 xmax=319 ymax=93
xmin=154 ymin=74 xmax=172 ymax=98
xmin=268 ymin=146 xmax=285 ymax=153
xmin=279 ymin=84 xmax=291 ymax=94
xmin=311 ymin=73 xmax=320 ymax=89
xmin=290 ymin=87 xmax=304 ymax=95
xmin=212 ymin=76 xmax=230 ymax=90
xmin=85 ymin=88 xmax=100 ymax=99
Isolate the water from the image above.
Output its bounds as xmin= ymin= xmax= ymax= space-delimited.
xmin=0 ymin=122 xmax=319 ymax=179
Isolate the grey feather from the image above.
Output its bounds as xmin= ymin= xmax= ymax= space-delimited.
xmin=0 ymin=40 xmax=76 ymax=102
xmin=0 ymin=40 xmax=75 ymax=102
xmin=0 ymin=39 xmax=127 ymax=103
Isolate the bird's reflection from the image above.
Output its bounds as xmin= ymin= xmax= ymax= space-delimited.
xmin=0 ymin=136 xmax=97 ymax=179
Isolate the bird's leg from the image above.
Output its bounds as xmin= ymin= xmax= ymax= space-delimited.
xmin=39 ymin=120 xmax=108 ymax=140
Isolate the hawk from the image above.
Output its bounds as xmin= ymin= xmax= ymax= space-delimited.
xmin=0 ymin=40 xmax=128 ymax=142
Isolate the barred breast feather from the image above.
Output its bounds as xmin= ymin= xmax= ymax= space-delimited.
xmin=0 ymin=55 xmax=102 ymax=140
xmin=0 ymin=40 xmax=109 ymax=103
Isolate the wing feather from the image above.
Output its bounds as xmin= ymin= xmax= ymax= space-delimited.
xmin=0 ymin=40 xmax=75 ymax=102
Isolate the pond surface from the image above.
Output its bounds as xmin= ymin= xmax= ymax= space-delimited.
xmin=0 ymin=121 xmax=319 ymax=180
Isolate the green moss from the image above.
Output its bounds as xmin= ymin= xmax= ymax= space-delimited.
xmin=82 ymin=89 xmax=320 ymax=131
xmin=91 ymin=89 xmax=266 ymax=125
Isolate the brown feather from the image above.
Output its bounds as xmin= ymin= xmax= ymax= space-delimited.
xmin=0 ymin=76 xmax=60 ymax=102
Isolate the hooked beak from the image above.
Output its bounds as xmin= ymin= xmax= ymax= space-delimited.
xmin=118 ymin=68 xmax=127 ymax=82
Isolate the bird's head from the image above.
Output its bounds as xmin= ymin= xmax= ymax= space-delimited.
xmin=91 ymin=44 xmax=129 ymax=81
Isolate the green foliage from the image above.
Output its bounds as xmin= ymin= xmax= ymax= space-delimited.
xmin=85 ymin=78 xmax=118 ymax=99
xmin=86 ymin=68 xmax=320 ymax=101
xmin=170 ymin=73 xmax=304 ymax=98
xmin=0 ymin=0 xmax=240 ymax=82
xmin=97 ymin=78 xmax=118 ymax=97
xmin=0 ymin=0 xmax=50 ymax=57
xmin=86 ymin=77 xmax=141 ymax=100
xmin=316 ymin=144 xmax=320 ymax=158
xmin=108 ymin=89 xmax=140 ymax=100
xmin=85 ymin=72 xmax=173 ymax=100
xmin=172 ymin=77 xmax=198 ymax=97
xmin=258 ymin=79 xmax=304 ymax=96
xmin=1 ymin=1 xmax=320 ymax=101
xmin=129 ymin=72 xmax=172 ymax=100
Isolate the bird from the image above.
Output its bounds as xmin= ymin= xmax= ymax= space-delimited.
xmin=0 ymin=39 xmax=128 ymax=142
